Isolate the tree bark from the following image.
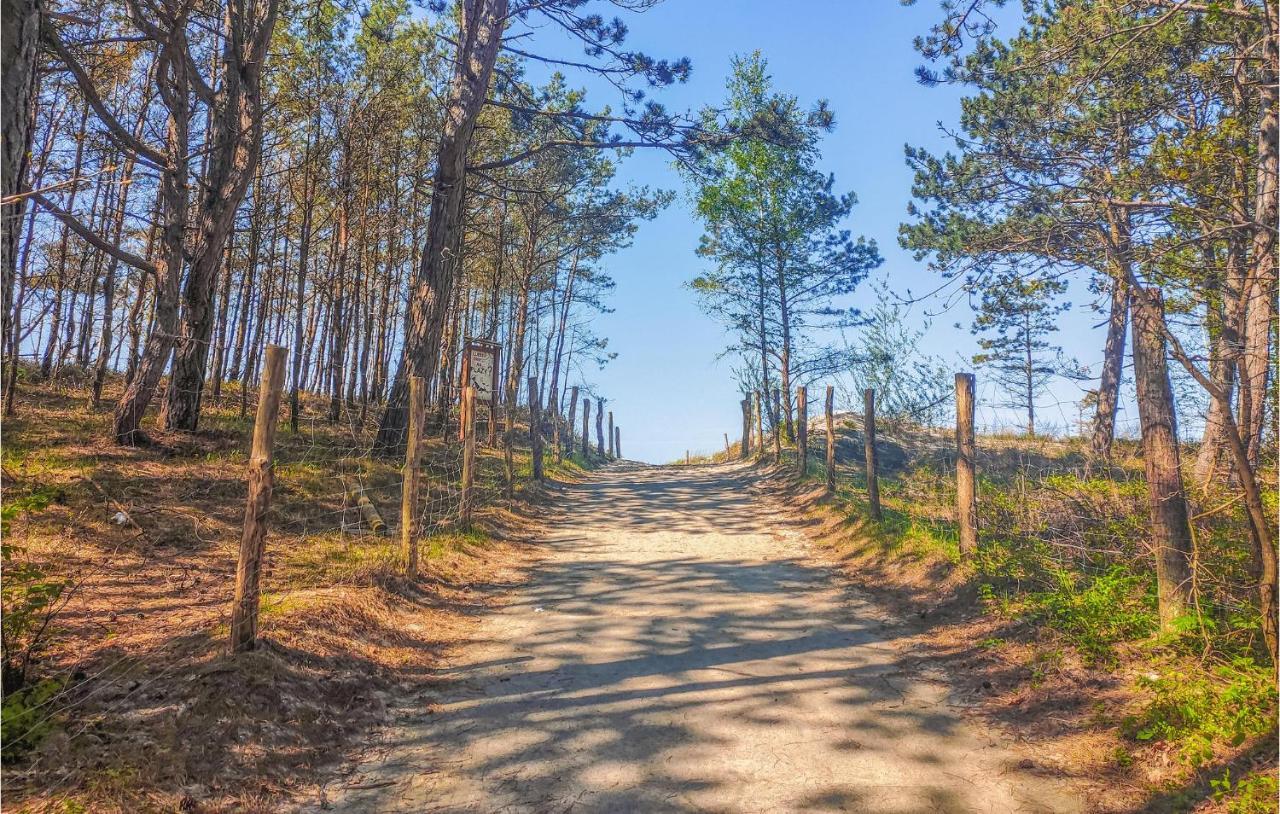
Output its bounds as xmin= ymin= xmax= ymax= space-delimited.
xmin=374 ymin=0 xmax=508 ymax=455
xmin=1 ymin=0 xmax=40 ymax=365
xmin=1131 ymin=287 xmax=1195 ymax=632
xmin=113 ymin=23 xmax=193 ymax=445
xmin=163 ymin=0 xmax=280 ymax=431
xmin=1090 ymin=280 xmax=1128 ymax=462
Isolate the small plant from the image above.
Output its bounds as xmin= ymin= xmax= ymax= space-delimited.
xmin=1 ymin=676 xmax=64 ymax=762
xmin=2 ymin=488 xmax=68 ymax=693
xmin=1212 ymin=768 xmax=1280 ymax=814
xmin=1125 ymin=657 xmax=1277 ymax=767
xmin=1029 ymin=565 xmax=1156 ymax=664
xmin=1109 ymin=745 xmax=1133 ymax=770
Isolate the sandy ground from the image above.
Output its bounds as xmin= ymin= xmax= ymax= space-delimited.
xmin=312 ymin=462 xmax=1083 ymax=813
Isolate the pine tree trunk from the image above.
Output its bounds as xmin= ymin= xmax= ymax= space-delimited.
xmin=163 ymin=0 xmax=277 ymax=431
xmin=1 ymin=0 xmax=40 ymax=365
xmin=374 ymin=0 xmax=507 ymax=455
xmin=1131 ymin=287 xmax=1195 ymax=632
xmin=1090 ymin=280 xmax=1129 ymax=461
xmin=114 ymin=54 xmax=191 ymax=444
xmin=1240 ymin=8 xmax=1278 ymax=467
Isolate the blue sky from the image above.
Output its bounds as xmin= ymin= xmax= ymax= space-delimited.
xmin=523 ymin=0 xmax=1124 ymax=464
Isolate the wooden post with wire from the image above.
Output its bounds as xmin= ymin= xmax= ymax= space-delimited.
xmin=796 ymin=386 xmax=808 ymax=478
xmin=747 ymin=391 xmax=757 ymax=460
xmin=825 ymin=385 xmax=837 ymax=495
xmin=231 ymin=344 xmax=287 ymax=653
xmin=772 ymin=388 xmax=782 ymax=464
xmin=565 ymin=386 xmax=579 ymax=460
xmin=615 ymin=426 xmax=621 ymax=459
xmin=740 ymin=398 xmax=752 ymax=459
xmin=955 ymin=372 xmax=977 ymax=555
xmin=596 ymin=397 xmax=605 ymax=456
xmin=400 ymin=375 xmax=426 ymax=576
xmin=608 ymin=411 xmax=615 ymax=458
xmin=582 ymin=397 xmax=591 ymax=458
xmin=528 ymin=376 xmax=544 ymax=481
xmin=461 ymin=384 xmax=476 ymax=526
xmin=863 ymin=388 xmax=881 ymax=518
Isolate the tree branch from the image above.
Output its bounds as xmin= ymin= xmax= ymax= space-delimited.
xmin=30 ymin=192 xmax=158 ymax=276
xmin=42 ymin=25 xmax=171 ymax=170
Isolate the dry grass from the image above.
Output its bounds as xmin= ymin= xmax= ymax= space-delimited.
xmin=1 ymin=372 xmax=567 ymax=813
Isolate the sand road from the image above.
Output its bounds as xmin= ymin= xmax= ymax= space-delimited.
xmin=318 ymin=462 xmax=1081 ymax=813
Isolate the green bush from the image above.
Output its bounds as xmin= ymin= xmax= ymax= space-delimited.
xmin=1125 ymin=657 xmax=1277 ymax=766
xmin=1 ymin=677 xmax=64 ymax=762
xmin=1 ymin=487 xmax=68 ymax=692
xmin=1029 ymin=565 xmax=1156 ymax=664
xmin=1214 ymin=770 xmax=1280 ymax=814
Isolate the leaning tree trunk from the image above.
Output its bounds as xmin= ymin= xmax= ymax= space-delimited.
xmin=373 ymin=0 xmax=507 ymax=455
xmin=114 ymin=78 xmax=191 ymax=444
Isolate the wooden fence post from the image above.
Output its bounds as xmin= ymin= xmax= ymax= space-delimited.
xmin=529 ymin=376 xmax=543 ymax=481
xmin=615 ymin=426 xmax=621 ymax=459
xmin=740 ymin=398 xmax=752 ymax=459
xmin=565 ymin=386 xmax=579 ymax=459
xmin=582 ymin=397 xmax=591 ymax=458
xmin=955 ymin=372 xmax=977 ymax=555
xmin=503 ymin=402 xmax=514 ymax=498
xmin=400 ymin=375 xmax=426 ymax=576
xmin=608 ymin=411 xmax=615 ymax=458
xmin=825 ymin=385 xmax=836 ymax=495
xmin=796 ymin=386 xmax=808 ymax=478
xmin=772 ymin=389 xmax=782 ymax=464
xmin=231 ymin=344 xmax=287 ymax=653
xmin=755 ymin=391 xmax=764 ymax=459
xmin=461 ymin=385 xmax=476 ymax=526
xmin=724 ymin=432 xmax=730 ymax=455
xmin=595 ymin=397 xmax=605 ymax=456
xmin=863 ymin=388 xmax=881 ymax=518
xmin=1132 ymin=287 xmax=1195 ymax=630
xmin=686 ymin=450 xmax=691 ymax=465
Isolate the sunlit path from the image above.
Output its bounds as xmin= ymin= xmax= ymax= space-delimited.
xmin=320 ymin=462 xmax=1082 ymax=813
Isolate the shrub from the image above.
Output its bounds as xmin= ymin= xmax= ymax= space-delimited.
xmin=1 ymin=677 xmax=64 ymax=762
xmin=1 ymin=489 xmax=68 ymax=693
xmin=1215 ymin=770 xmax=1280 ymax=814
xmin=1029 ymin=565 xmax=1156 ymax=664
xmin=1125 ymin=657 xmax=1277 ymax=766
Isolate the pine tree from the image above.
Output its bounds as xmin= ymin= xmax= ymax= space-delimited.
xmin=969 ymin=272 xmax=1070 ymax=437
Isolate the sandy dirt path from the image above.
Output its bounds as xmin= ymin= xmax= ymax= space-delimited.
xmin=316 ymin=462 xmax=1082 ymax=813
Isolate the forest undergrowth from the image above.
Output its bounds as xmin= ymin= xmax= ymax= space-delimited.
xmin=0 ymin=369 xmax=591 ymax=813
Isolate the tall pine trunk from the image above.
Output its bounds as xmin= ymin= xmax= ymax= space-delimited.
xmin=374 ymin=0 xmax=507 ymax=454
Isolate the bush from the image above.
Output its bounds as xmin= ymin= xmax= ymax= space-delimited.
xmin=1125 ymin=657 xmax=1277 ymax=766
xmin=1212 ymin=769 xmax=1280 ymax=814
xmin=1 ymin=489 xmax=68 ymax=693
xmin=1 ymin=481 xmax=73 ymax=763
xmin=1 ymin=677 xmax=64 ymax=762
xmin=1029 ymin=565 xmax=1156 ymax=664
